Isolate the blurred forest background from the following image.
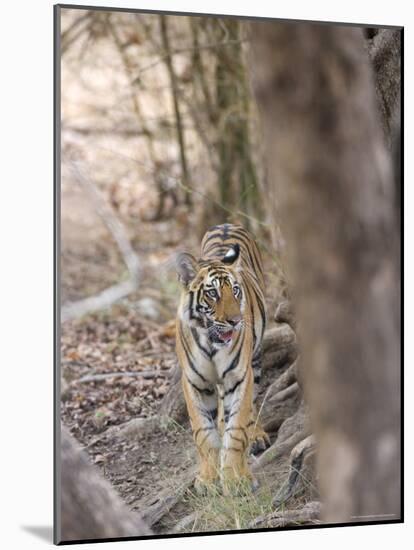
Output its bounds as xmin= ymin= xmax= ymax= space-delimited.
xmin=58 ymin=7 xmax=401 ymax=543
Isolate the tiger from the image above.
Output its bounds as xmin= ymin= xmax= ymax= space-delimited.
xmin=175 ymin=223 xmax=270 ymax=492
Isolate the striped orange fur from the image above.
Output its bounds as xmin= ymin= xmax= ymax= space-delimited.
xmin=175 ymin=223 xmax=270 ymax=491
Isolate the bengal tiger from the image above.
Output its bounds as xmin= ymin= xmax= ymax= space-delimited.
xmin=175 ymin=223 xmax=270 ymax=492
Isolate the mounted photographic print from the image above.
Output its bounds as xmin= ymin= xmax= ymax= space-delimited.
xmin=54 ymin=3 xmax=403 ymax=545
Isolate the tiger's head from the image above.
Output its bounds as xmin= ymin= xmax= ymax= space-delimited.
xmin=176 ymin=245 xmax=244 ymax=346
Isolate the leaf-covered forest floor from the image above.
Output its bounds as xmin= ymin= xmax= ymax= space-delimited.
xmin=60 ymin=178 xmax=318 ymax=533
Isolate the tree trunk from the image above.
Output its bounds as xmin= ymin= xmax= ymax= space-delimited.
xmin=251 ymin=22 xmax=401 ymax=523
xmin=367 ymin=29 xmax=401 ymax=149
xmin=367 ymin=29 xmax=402 ymax=218
xmin=159 ymin=15 xmax=191 ymax=206
xmin=213 ymin=19 xmax=261 ymax=227
xmin=57 ymin=428 xmax=151 ymax=543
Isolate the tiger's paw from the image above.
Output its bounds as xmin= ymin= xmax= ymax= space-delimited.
xmin=250 ymin=430 xmax=271 ymax=456
xmin=221 ymin=475 xmax=257 ymax=496
xmin=221 ymin=465 xmax=256 ymax=496
xmin=194 ymin=476 xmax=221 ymax=496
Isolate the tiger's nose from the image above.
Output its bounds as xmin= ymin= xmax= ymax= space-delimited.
xmin=227 ymin=315 xmax=242 ymax=327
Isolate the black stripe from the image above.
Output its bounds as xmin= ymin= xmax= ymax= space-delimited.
xmin=194 ymin=426 xmax=213 ymax=438
xmin=231 ymin=225 xmax=248 ymax=236
xmin=233 ymin=229 xmax=263 ymax=275
xmin=212 ymin=247 xmax=227 ymax=258
xmin=200 ymin=407 xmax=218 ymax=421
xmin=248 ymin=278 xmax=266 ymax=330
xmin=187 ymin=377 xmax=215 ymax=396
xmin=191 ymin=327 xmax=212 ymax=359
xmin=224 ymin=368 xmax=247 ymax=396
xmin=195 ymin=287 xmax=203 ymax=314
xmin=232 ymin=327 xmax=243 ymax=349
xmin=225 ymin=446 xmax=243 ymax=453
xmin=222 ymin=347 xmax=242 ymax=378
xmin=188 ymin=291 xmax=195 ymax=321
xmin=202 ymin=231 xmax=222 ymax=248
xmin=243 ymin=283 xmax=257 ymax=345
xmin=251 ymin=246 xmax=263 ymax=276
xmin=202 ymin=243 xmax=221 ymax=256
xmin=230 ymin=230 xmax=258 ymax=272
xmin=226 ymin=409 xmax=239 ymax=422
xmin=181 ymin=335 xmax=208 ymax=383
xmin=224 ymin=405 xmax=240 ymax=424
xmin=228 ymin=436 xmax=246 ymax=449
xmin=229 ymin=433 xmax=245 ymax=443
xmin=180 ymin=329 xmax=195 ymax=362
xmin=228 ymin=434 xmax=247 ymax=449
xmin=187 ymin=358 xmax=207 ymax=382
xmin=198 ymin=431 xmax=213 ymax=448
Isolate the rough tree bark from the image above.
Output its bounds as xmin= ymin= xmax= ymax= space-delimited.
xmin=366 ymin=29 xmax=402 ymax=215
xmin=366 ymin=29 xmax=401 ymax=149
xmin=57 ymin=428 xmax=151 ymax=543
xmin=251 ymin=23 xmax=401 ymax=523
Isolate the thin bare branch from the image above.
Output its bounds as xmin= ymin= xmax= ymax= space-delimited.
xmin=61 ymin=158 xmax=141 ymax=322
xmin=132 ymin=38 xmax=248 ymax=80
xmin=61 ymin=280 xmax=135 ymax=323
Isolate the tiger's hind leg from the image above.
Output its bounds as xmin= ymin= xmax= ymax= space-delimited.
xmin=248 ymin=349 xmax=270 ymax=456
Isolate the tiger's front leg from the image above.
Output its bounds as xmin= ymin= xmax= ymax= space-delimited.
xmin=221 ymin=356 xmax=254 ymax=491
xmin=181 ymin=376 xmax=221 ymax=492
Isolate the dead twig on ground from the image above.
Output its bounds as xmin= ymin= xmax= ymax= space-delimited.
xmin=249 ymin=501 xmax=321 ymax=528
xmin=78 ymin=371 xmax=167 ymax=383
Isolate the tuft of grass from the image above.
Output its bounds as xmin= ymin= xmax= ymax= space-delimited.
xmin=180 ymin=479 xmax=277 ymax=533
xmin=160 ymin=415 xmax=190 ymax=435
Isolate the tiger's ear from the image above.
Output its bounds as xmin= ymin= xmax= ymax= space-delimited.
xmin=175 ymin=253 xmax=198 ymax=287
xmin=222 ymin=244 xmax=240 ymax=266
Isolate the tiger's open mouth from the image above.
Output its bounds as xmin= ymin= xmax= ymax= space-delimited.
xmin=211 ymin=329 xmax=234 ymax=345
xmin=218 ymin=330 xmax=233 ymax=343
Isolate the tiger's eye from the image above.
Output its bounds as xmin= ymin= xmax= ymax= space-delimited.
xmin=207 ymin=289 xmax=218 ymax=299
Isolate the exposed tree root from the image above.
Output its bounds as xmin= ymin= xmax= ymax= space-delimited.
xmin=272 ymin=434 xmax=317 ymax=507
xmin=274 ymin=300 xmax=296 ymax=329
xmin=173 ymin=512 xmax=198 ymax=533
xmin=249 ymin=501 xmax=321 ymax=528
xmin=138 ymin=468 xmax=197 ymax=527
xmin=253 ymin=402 xmax=310 ymax=471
